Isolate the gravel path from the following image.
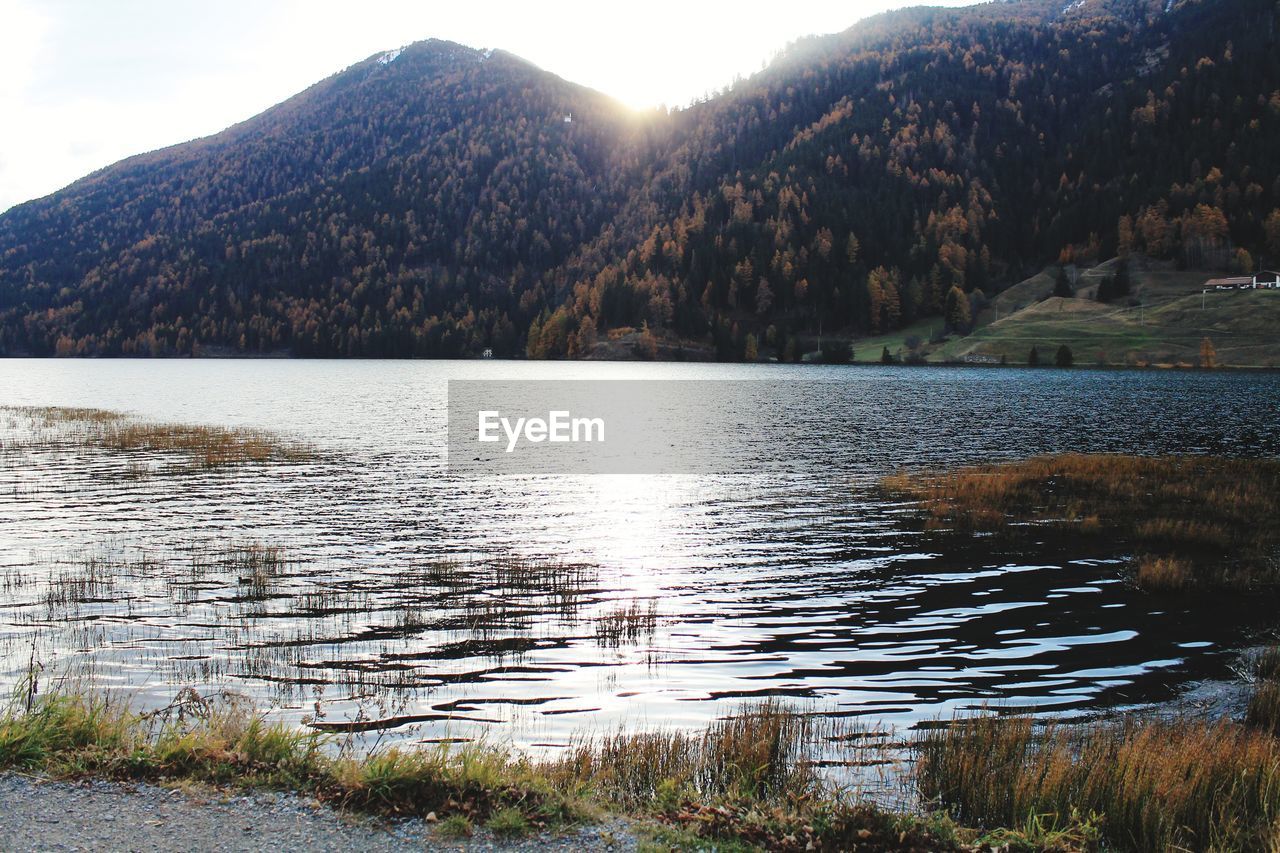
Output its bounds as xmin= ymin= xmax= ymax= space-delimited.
xmin=0 ymin=774 xmax=641 ymax=852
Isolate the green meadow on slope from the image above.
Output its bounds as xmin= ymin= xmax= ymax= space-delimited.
xmin=864 ymin=261 xmax=1280 ymax=368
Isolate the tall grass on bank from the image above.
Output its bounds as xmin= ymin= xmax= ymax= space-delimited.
xmin=552 ymin=699 xmax=822 ymax=808
xmin=0 ymin=684 xmax=567 ymax=824
xmin=918 ymin=713 xmax=1280 ymax=851
xmin=0 ymin=686 xmax=989 ymax=850
xmin=22 ymin=685 xmax=1280 ymax=851
xmin=2 ymin=405 xmax=314 ymax=468
xmin=882 ymin=454 xmax=1280 ymax=590
xmin=1247 ymin=646 xmax=1280 ymax=736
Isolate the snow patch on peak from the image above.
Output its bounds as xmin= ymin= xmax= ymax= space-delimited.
xmin=377 ymin=48 xmax=403 ymax=66
xmin=482 ymin=48 xmax=494 ymax=61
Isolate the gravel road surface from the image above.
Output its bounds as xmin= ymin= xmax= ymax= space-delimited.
xmin=0 ymin=774 xmax=640 ymax=852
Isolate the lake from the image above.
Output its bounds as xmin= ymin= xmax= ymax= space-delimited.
xmin=2 ymin=359 xmax=1279 ymax=752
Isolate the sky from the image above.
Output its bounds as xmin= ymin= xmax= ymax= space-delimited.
xmin=0 ymin=0 xmax=980 ymax=214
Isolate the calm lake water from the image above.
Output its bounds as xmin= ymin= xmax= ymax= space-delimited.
xmin=2 ymin=359 xmax=1279 ymax=750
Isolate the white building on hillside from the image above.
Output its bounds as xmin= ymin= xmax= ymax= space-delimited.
xmin=1204 ymin=271 xmax=1280 ymax=290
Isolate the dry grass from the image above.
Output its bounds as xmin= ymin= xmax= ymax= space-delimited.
xmin=10 ymin=406 xmax=124 ymax=425
xmin=40 ymin=676 xmax=1280 ymax=850
xmin=1134 ymin=555 xmax=1192 ymax=592
xmin=1253 ymin=647 xmax=1280 ymax=683
xmin=1247 ymin=684 xmax=1280 ymax=736
xmin=918 ymin=713 xmax=1280 ymax=851
xmin=883 ymin=454 xmax=1280 ymax=590
xmin=101 ymin=422 xmax=309 ymax=466
xmin=1 ymin=405 xmax=314 ymax=468
xmin=1247 ymin=647 xmax=1280 ymax=736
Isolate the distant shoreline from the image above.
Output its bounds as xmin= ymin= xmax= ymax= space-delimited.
xmin=4 ymin=353 xmax=1280 ymax=372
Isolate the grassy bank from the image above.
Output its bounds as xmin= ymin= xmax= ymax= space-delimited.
xmin=12 ymin=657 xmax=1280 ymax=850
xmin=0 ymin=685 xmax=1082 ymax=852
xmin=914 ymin=644 xmax=1280 ymax=851
xmin=918 ymin=702 xmax=1280 ymax=851
xmin=882 ymin=453 xmax=1280 ymax=591
xmin=17 ymin=680 xmax=1280 ymax=851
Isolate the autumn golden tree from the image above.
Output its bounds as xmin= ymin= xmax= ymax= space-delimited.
xmin=1200 ymin=337 xmax=1217 ymax=369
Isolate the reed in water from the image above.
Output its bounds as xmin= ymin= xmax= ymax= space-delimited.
xmin=883 ymin=453 xmax=1280 ymax=590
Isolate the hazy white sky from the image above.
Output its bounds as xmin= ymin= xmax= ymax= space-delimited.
xmin=0 ymin=0 xmax=979 ymax=213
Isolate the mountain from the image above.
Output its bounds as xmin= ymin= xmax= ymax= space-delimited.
xmin=1 ymin=0 xmax=1278 ymax=359
xmin=0 ymin=41 xmax=658 ymax=356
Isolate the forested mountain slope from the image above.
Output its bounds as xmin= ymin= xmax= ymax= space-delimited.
xmin=0 ymin=42 xmax=659 ymax=356
xmin=1 ymin=0 xmax=1277 ymax=358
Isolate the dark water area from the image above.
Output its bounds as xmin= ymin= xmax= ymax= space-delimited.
xmin=1 ymin=360 xmax=1278 ymax=750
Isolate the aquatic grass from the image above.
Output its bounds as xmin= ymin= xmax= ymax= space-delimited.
xmin=883 ymin=454 xmax=1280 ymax=590
xmin=415 ymin=556 xmax=599 ymax=631
xmin=101 ymin=421 xmax=313 ymax=467
xmin=10 ymin=543 xmax=294 ymax=625
xmin=0 ymin=405 xmax=315 ymax=468
xmin=225 ymin=543 xmax=290 ymax=602
xmin=595 ymin=599 xmax=659 ymax=647
xmin=42 ymin=555 xmax=120 ymax=610
xmin=551 ymin=699 xmax=853 ymax=809
xmin=701 ymin=699 xmax=817 ymax=801
xmin=3 ymin=542 xmax=614 ymax=708
xmin=484 ymin=557 xmax=595 ymax=602
xmin=917 ymin=712 xmax=1280 ymax=851
xmin=5 ymin=406 xmax=124 ymax=426
xmin=1133 ymin=555 xmax=1192 ymax=592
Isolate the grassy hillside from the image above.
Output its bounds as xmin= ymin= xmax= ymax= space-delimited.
xmin=846 ymin=320 xmax=940 ymax=363
xmin=872 ymin=261 xmax=1280 ymax=368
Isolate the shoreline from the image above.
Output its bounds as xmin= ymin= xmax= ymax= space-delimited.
xmin=4 ymin=353 xmax=1280 ymax=373
xmin=3 ymin=668 xmax=1277 ymax=852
